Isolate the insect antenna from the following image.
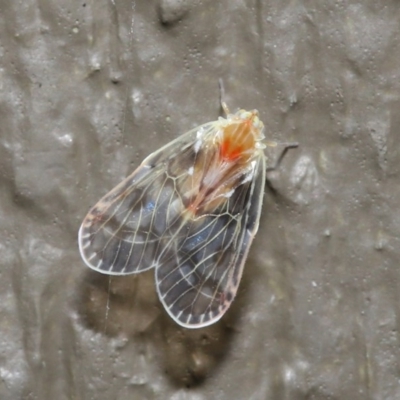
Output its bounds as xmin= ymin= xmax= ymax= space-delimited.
xmin=218 ymin=78 xmax=230 ymax=116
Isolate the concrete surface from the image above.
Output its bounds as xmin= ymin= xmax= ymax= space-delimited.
xmin=0 ymin=0 xmax=399 ymax=399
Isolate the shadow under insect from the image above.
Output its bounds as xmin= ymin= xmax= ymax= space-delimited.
xmin=77 ymin=268 xmax=242 ymax=387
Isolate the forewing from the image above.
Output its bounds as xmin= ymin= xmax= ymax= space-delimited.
xmin=78 ymin=122 xmax=218 ymax=275
xmin=156 ymin=153 xmax=266 ymax=328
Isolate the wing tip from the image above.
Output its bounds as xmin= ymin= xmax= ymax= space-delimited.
xmin=159 ymin=293 xmax=228 ymax=329
xmin=78 ymin=223 xmax=112 ymax=275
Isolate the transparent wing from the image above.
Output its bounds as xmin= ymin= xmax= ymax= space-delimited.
xmin=78 ymin=119 xmax=266 ymax=328
xmin=156 ymin=155 xmax=266 ymax=328
xmin=78 ymin=121 xmax=218 ymax=275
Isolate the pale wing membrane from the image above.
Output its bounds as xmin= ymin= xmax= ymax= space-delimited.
xmin=79 ymin=118 xmax=266 ymax=328
xmin=78 ymin=122 xmax=218 ymax=275
xmin=156 ymin=154 xmax=266 ymax=328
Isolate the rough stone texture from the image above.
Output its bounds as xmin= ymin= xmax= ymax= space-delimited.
xmin=1 ymin=1 xmax=399 ymax=399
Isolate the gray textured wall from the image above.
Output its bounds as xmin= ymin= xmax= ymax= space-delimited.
xmin=1 ymin=1 xmax=400 ymax=399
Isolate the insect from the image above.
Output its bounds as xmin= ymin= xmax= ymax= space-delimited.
xmin=78 ymin=106 xmax=294 ymax=328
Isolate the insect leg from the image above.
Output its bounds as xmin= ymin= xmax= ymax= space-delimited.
xmin=266 ymin=142 xmax=299 ymax=173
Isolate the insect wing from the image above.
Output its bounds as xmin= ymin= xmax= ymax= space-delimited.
xmin=156 ymin=153 xmax=266 ymax=328
xmin=79 ymin=116 xmax=266 ymax=328
xmin=78 ymin=121 xmax=219 ymax=275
